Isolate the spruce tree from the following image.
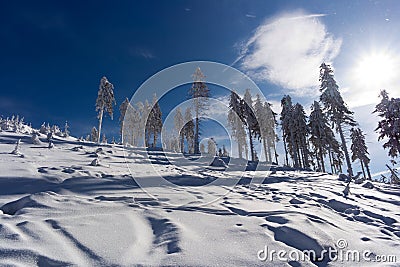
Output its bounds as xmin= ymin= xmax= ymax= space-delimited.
xmin=174 ymin=107 xmax=185 ymax=153
xmin=374 ymin=90 xmax=400 ymax=161
xmin=350 ymin=127 xmax=372 ymax=179
xmin=243 ymin=89 xmax=261 ymax=162
xmin=95 ymin=77 xmax=116 ymax=143
xmin=319 ymin=63 xmax=356 ymax=177
xmin=308 ymin=101 xmax=338 ymax=172
xmin=146 ymin=94 xmax=163 ymax=147
xmin=183 ymin=107 xmax=195 ymax=154
xmin=292 ymin=103 xmax=310 ymax=168
xmin=207 ymin=138 xmax=216 ymax=156
xmin=119 ymin=98 xmax=129 ymax=138
xmin=281 ymin=95 xmax=299 ymax=167
xmin=189 ymin=67 xmax=210 ymax=154
xmin=228 ymin=91 xmax=247 ymax=159
xmin=91 ymin=127 xmax=99 ymax=142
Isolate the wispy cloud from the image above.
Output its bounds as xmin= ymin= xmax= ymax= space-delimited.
xmin=130 ymin=47 xmax=155 ymax=59
xmin=245 ymin=14 xmax=256 ymax=18
xmin=235 ymin=11 xmax=342 ymax=97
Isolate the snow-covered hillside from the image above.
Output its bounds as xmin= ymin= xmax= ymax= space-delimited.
xmin=0 ymin=131 xmax=399 ymax=266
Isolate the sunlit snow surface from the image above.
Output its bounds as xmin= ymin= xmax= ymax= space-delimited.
xmin=0 ymin=132 xmax=399 ymax=266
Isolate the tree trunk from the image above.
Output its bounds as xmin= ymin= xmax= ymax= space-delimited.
xmin=328 ymin=148 xmax=334 ymax=173
xmin=153 ymin=133 xmax=157 ymax=148
xmin=248 ymin=128 xmax=255 ymax=161
xmin=266 ymin=138 xmax=272 ymax=164
xmin=180 ymin=134 xmax=184 ymax=154
xmin=337 ymin=123 xmax=353 ymax=177
xmin=273 ymin=138 xmax=278 ymax=164
xmin=194 ymin=116 xmax=199 ymax=154
xmin=262 ymin=138 xmax=269 ymax=163
xmin=97 ymin=108 xmax=104 ymax=143
xmin=282 ymin=133 xmax=289 ymax=166
xmin=360 ymin=160 xmax=366 ymax=179
xmin=289 ymin=129 xmax=299 ymax=168
xmin=238 ymin=142 xmax=243 ymax=159
xmin=365 ymin=161 xmax=372 ymax=180
xmin=319 ymin=145 xmax=325 ymax=172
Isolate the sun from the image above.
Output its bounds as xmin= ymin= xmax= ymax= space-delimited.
xmin=354 ymin=51 xmax=397 ymax=87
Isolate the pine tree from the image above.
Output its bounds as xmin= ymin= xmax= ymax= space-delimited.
xmin=174 ymin=107 xmax=185 ymax=153
xmin=243 ymin=89 xmax=261 ymax=162
xmin=91 ymin=127 xmax=99 ymax=142
xmin=64 ymin=121 xmax=70 ymax=137
xmin=350 ymin=127 xmax=372 ymax=179
xmin=292 ymin=103 xmax=310 ymax=168
xmin=119 ymin=98 xmax=129 ymax=138
xmin=281 ymin=95 xmax=299 ymax=167
xmin=183 ymin=107 xmax=195 ymax=154
xmin=308 ymin=101 xmax=338 ymax=172
xmin=146 ymin=94 xmax=163 ymax=147
xmin=95 ymin=76 xmax=116 ymax=143
xmin=102 ymin=133 xmax=107 ymax=144
xmin=123 ymin=103 xmax=140 ymax=146
xmin=200 ymin=143 xmax=206 ymax=154
xmin=189 ymin=67 xmax=210 ymax=154
xmin=228 ymin=91 xmax=247 ymax=159
xmin=319 ymin=63 xmax=356 ymax=177
xmin=139 ymin=100 xmax=152 ymax=147
xmin=374 ymin=90 xmax=400 ymax=161
xmin=207 ymin=138 xmax=216 ymax=156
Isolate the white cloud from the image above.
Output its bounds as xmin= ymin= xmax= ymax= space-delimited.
xmin=236 ymin=11 xmax=342 ymax=96
xmin=245 ymin=14 xmax=256 ymax=18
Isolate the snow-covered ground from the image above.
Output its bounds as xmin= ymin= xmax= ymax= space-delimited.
xmin=0 ymin=131 xmax=399 ymax=266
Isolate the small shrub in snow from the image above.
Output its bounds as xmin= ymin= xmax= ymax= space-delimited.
xmin=71 ymin=146 xmax=83 ymax=152
xmin=11 ymin=139 xmax=21 ymax=155
xmin=95 ymin=148 xmax=104 ymax=154
xmin=338 ymin=173 xmax=349 ymax=182
xmin=48 ymin=141 xmax=54 ymax=149
xmin=91 ymin=158 xmax=100 ymax=166
xmin=362 ymin=181 xmax=374 ymax=189
xmin=31 ymin=132 xmax=42 ymax=145
xmin=354 ymin=177 xmax=365 ymax=184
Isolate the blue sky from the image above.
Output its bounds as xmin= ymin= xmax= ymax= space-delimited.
xmin=1 ymin=0 xmax=400 ymax=177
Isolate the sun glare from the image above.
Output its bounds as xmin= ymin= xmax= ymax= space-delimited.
xmin=354 ymin=51 xmax=397 ymax=87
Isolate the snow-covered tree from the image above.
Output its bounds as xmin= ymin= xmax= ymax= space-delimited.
xmin=64 ymin=121 xmax=70 ymax=137
xmin=189 ymin=67 xmax=210 ymax=154
xmin=228 ymin=91 xmax=247 ymax=159
xmin=183 ymin=107 xmax=195 ymax=154
xmin=174 ymin=107 xmax=185 ymax=153
xmin=146 ymin=94 xmax=163 ymax=148
xmin=319 ymin=63 xmax=356 ymax=177
xmin=374 ymin=90 xmax=400 ymax=161
xmin=91 ymin=127 xmax=99 ymax=143
xmin=308 ymin=101 xmax=339 ymax=172
xmin=254 ymin=94 xmax=278 ymax=163
xmin=95 ymin=76 xmax=116 ymax=143
xmin=207 ymin=138 xmax=217 ymax=156
xmin=119 ymin=98 xmax=130 ymax=138
xmin=11 ymin=139 xmax=21 ymax=155
xmin=243 ymin=89 xmax=261 ymax=162
xmin=280 ymin=95 xmax=298 ymax=167
xmin=200 ymin=143 xmax=206 ymax=154
xmin=264 ymin=101 xmax=278 ymax=163
xmin=102 ymin=133 xmax=107 ymax=144
xmin=350 ymin=127 xmax=371 ymax=179
xmin=292 ymin=103 xmax=310 ymax=168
